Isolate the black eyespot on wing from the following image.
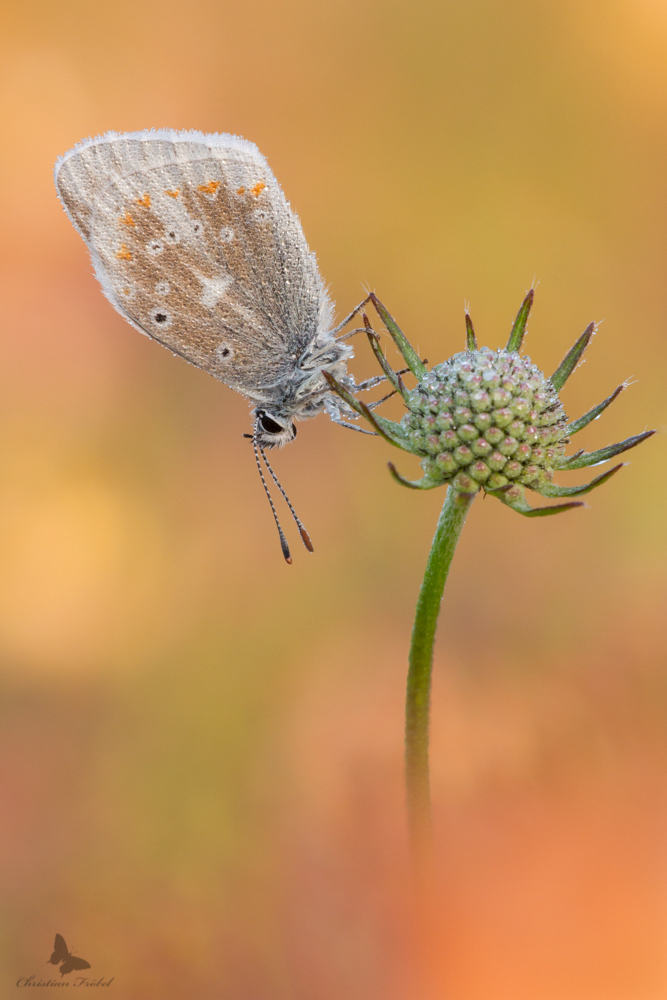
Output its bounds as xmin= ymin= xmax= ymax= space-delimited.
xmin=151 ymin=309 xmax=172 ymax=328
xmin=216 ymin=344 xmax=234 ymax=362
xmin=48 ymin=934 xmax=69 ymax=965
xmin=259 ymin=413 xmax=284 ymax=435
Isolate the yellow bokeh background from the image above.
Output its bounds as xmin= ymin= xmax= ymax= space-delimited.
xmin=1 ymin=0 xmax=666 ymax=996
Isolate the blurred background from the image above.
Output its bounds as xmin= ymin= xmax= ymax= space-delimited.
xmin=0 ymin=0 xmax=666 ymax=996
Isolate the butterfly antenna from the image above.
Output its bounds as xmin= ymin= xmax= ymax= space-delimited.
xmin=258 ymin=444 xmax=314 ymax=553
xmin=251 ymin=427 xmax=292 ymax=564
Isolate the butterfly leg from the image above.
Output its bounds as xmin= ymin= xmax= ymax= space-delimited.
xmin=330 ymin=294 xmax=375 ymax=337
xmin=330 ymin=415 xmax=377 ymax=435
xmin=354 ymin=374 xmax=389 ymax=391
xmin=353 ymin=365 xmax=411 ymax=392
xmin=366 ymin=389 xmax=398 ymax=410
xmin=336 ymin=326 xmax=368 ymax=342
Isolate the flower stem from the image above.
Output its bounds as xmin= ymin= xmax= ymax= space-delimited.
xmin=405 ymin=486 xmax=475 ymax=858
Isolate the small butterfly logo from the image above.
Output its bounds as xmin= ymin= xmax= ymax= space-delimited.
xmin=47 ymin=934 xmax=91 ymax=977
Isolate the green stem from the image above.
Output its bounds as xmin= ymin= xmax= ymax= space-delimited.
xmin=406 ymin=486 xmax=475 ymax=857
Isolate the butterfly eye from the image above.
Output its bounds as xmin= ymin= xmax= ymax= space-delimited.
xmin=259 ymin=412 xmax=284 ymax=435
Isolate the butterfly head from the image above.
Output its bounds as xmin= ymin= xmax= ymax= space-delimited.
xmin=254 ymin=410 xmax=297 ymax=449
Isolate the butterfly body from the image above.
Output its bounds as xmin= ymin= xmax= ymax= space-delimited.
xmin=54 ymin=129 xmax=355 ymax=448
xmin=48 ymin=934 xmax=91 ymax=977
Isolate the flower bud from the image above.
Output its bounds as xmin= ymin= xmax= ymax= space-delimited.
xmin=401 ymin=348 xmax=568 ymax=491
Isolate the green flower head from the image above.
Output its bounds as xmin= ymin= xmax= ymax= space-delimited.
xmin=326 ymin=291 xmax=654 ymax=517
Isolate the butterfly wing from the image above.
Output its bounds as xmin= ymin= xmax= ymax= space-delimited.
xmin=59 ymin=955 xmax=91 ymax=977
xmin=54 ymin=130 xmax=332 ymax=403
xmin=48 ymin=933 xmax=69 ymax=965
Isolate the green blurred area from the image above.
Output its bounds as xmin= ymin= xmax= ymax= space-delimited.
xmin=0 ymin=0 xmax=666 ymax=996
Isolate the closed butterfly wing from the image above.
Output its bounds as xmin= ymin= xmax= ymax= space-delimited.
xmin=54 ymin=130 xmax=332 ymax=404
xmin=48 ymin=934 xmax=69 ymax=965
xmin=59 ymin=955 xmax=91 ymax=977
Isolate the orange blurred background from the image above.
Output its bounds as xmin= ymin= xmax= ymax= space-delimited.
xmin=0 ymin=0 xmax=666 ymax=996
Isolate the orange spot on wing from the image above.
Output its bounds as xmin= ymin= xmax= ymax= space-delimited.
xmin=236 ymin=186 xmax=245 ymax=195
xmin=116 ymin=244 xmax=132 ymax=261
xmin=120 ymin=212 xmax=136 ymax=226
xmin=164 ymin=188 xmax=180 ymax=198
xmin=251 ymin=182 xmax=266 ymax=197
xmin=197 ymin=180 xmax=221 ymax=195
xmin=135 ymin=193 xmax=151 ymax=208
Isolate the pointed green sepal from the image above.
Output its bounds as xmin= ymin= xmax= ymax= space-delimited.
xmin=465 ymin=312 xmax=477 ymax=351
xmin=365 ymin=326 xmax=412 ymax=402
xmin=323 ymin=370 xmax=368 ymax=419
xmin=554 ymin=448 xmax=584 ymax=468
xmin=486 ymin=483 xmax=584 ymax=516
xmin=453 ymin=489 xmax=478 ymax=508
xmin=388 ymin=462 xmax=442 ymax=490
xmin=505 ymin=289 xmax=534 ymax=353
xmin=549 ymin=322 xmax=595 ymax=392
xmin=567 ymin=384 xmax=625 ymax=435
xmin=518 ymin=500 xmax=585 ymax=517
xmin=323 ymin=372 xmax=410 ymax=450
xmin=369 ymin=294 xmax=427 ymax=379
xmin=556 ymin=430 xmax=655 ymax=471
xmin=370 ymin=411 xmax=410 ymax=447
xmin=537 ymin=463 xmax=624 ymax=497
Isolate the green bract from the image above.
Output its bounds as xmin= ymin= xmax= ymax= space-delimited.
xmin=325 ymin=291 xmax=654 ymax=517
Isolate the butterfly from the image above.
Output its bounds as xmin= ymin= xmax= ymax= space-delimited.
xmin=47 ymin=933 xmax=91 ymax=977
xmin=54 ymin=129 xmax=380 ymax=560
